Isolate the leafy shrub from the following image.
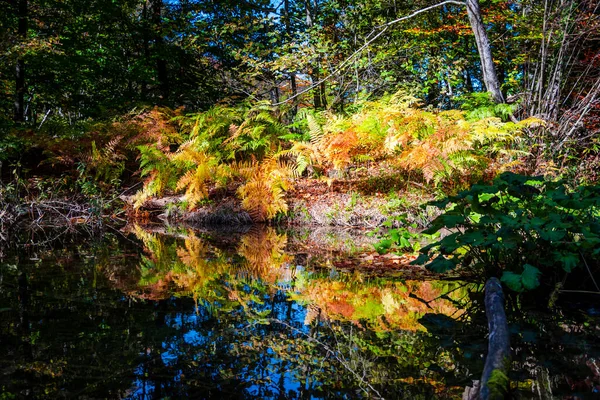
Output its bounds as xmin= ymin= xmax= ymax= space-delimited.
xmin=292 ymin=91 xmax=537 ymax=192
xmin=410 ymin=172 xmax=600 ymax=292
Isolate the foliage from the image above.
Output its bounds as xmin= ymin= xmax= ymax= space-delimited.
xmin=132 ymin=103 xmax=296 ymax=219
xmin=459 ymin=92 xmax=518 ymax=121
xmin=276 ymin=109 xmax=327 ymax=176
xmin=133 ymin=144 xmax=179 ymax=208
xmin=233 ymin=157 xmax=295 ymax=221
xmin=291 ymin=274 xmax=468 ymax=332
xmin=410 ymin=172 xmax=600 ymax=292
xmin=297 ymin=91 xmax=536 ymax=191
xmin=373 ymin=216 xmax=434 ymax=255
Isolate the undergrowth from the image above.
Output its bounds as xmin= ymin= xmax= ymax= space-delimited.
xmin=127 ymin=92 xmax=541 ymax=222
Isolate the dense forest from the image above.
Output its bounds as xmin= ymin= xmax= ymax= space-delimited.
xmin=1 ymin=0 xmax=598 ymax=153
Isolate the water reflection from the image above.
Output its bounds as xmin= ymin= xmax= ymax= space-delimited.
xmin=0 ymin=227 xmax=599 ymax=399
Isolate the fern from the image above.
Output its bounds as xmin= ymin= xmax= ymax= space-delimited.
xmin=134 ymin=145 xmax=179 ymax=208
xmin=224 ymin=102 xmax=287 ymax=160
xmin=233 ymin=157 xmax=294 ymax=222
xmin=172 ymin=140 xmax=228 ymax=209
xmin=133 ymin=106 xmax=184 ymax=149
xmin=275 ymin=109 xmax=328 ymax=176
xmin=83 ymin=138 xmax=126 ymax=185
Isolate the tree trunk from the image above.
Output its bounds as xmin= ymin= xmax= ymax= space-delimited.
xmin=14 ymin=0 xmax=27 ymax=123
xmin=151 ymin=0 xmax=169 ymax=102
xmin=319 ymin=81 xmax=327 ymax=108
xmin=305 ymin=0 xmax=323 ymax=109
xmin=466 ymin=0 xmax=504 ymax=103
xmin=141 ymin=1 xmax=150 ymax=100
xmin=284 ymin=0 xmax=298 ymax=117
xmin=480 ymin=277 xmax=511 ymax=399
xmin=290 ymin=73 xmax=298 ymax=113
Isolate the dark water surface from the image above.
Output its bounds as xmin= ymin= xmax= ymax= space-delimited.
xmin=1 ymin=226 xmax=599 ymax=399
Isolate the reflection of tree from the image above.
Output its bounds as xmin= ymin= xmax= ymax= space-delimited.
xmin=0 ymin=235 xmax=158 ymax=398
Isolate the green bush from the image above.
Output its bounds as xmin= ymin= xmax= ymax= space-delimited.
xmin=410 ymin=172 xmax=600 ymax=292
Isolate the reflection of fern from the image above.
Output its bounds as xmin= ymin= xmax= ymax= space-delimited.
xmin=133 ymin=225 xmax=179 ymax=277
xmin=131 ymin=226 xmax=232 ymax=304
xmin=237 ymin=227 xmax=291 ymax=284
xmin=172 ymin=233 xmax=230 ymax=303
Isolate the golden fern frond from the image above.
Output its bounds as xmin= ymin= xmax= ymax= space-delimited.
xmin=173 ymin=140 xmax=210 ymax=165
xmin=321 ymin=130 xmax=358 ymax=170
xmin=276 ymin=142 xmax=321 ymax=176
xmin=390 ymin=90 xmax=422 ymax=108
xmin=229 ymin=158 xmax=260 ymax=180
xmin=176 ymin=234 xmax=208 ymax=268
xmin=176 ymin=168 xmax=209 ymax=208
xmin=235 ymin=156 xmax=293 ymax=221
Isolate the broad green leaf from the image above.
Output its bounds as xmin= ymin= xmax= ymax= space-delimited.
xmin=554 ymin=252 xmax=579 ymax=272
xmin=538 ymin=229 xmax=566 ymax=242
xmin=426 ymin=256 xmax=456 ymax=273
xmin=374 ymin=239 xmax=392 ymax=255
xmin=411 ymin=253 xmax=431 ymax=266
xmin=521 ymin=264 xmax=541 ymax=290
xmin=501 ymin=271 xmax=523 ymax=292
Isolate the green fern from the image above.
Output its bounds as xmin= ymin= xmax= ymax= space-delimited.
xmin=172 ymin=143 xmax=225 ymax=209
xmin=134 ymin=145 xmax=179 ymax=208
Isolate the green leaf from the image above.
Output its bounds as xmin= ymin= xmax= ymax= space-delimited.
xmin=554 ymin=252 xmax=579 ymax=272
xmin=501 ymin=271 xmax=523 ymax=292
xmin=374 ymin=239 xmax=392 ymax=255
xmin=399 ymin=237 xmax=411 ymax=248
xmin=521 ymin=264 xmax=541 ymax=290
xmin=502 ymin=264 xmax=541 ymax=292
xmin=426 ymin=255 xmax=456 ymax=273
xmin=440 ymin=214 xmax=467 ymax=228
xmin=411 ymin=253 xmax=431 ymax=265
xmin=538 ymin=229 xmax=566 ymax=242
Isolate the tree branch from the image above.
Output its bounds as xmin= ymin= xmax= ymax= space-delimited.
xmin=271 ymin=0 xmax=466 ymax=106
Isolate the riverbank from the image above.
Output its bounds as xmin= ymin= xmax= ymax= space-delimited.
xmin=121 ymin=170 xmax=440 ymax=229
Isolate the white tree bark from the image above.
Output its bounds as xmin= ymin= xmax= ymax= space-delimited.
xmin=466 ymin=0 xmax=505 ymax=103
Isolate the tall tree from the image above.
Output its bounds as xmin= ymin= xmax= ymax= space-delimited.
xmin=150 ymin=0 xmax=170 ymax=102
xmin=14 ymin=0 xmax=27 ymax=122
xmin=284 ymin=0 xmax=299 ymax=117
xmin=465 ymin=0 xmax=504 ymax=103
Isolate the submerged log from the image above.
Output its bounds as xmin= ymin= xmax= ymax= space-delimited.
xmin=480 ymin=277 xmax=511 ymax=399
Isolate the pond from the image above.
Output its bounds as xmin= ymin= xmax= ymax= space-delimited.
xmin=1 ymin=225 xmax=599 ymax=399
